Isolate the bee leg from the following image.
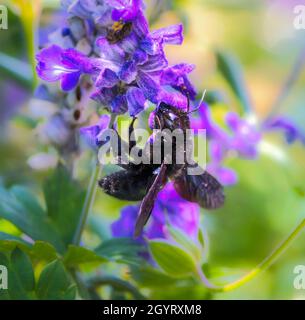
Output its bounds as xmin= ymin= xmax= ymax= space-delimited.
xmin=134 ymin=162 xmax=168 ymax=237
xmin=113 ymin=117 xmax=143 ymax=170
xmin=129 ymin=117 xmax=137 ymax=152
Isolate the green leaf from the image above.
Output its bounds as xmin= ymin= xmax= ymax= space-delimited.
xmin=95 ymin=238 xmax=146 ymax=266
xmin=149 ymin=240 xmax=197 ymax=278
xmin=0 ymin=52 xmax=33 ymax=88
xmin=0 ymin=232 xmax=30 ymax=244
xmin=10 ymin=186 xmax=45 ymax=218
xmin=131 ymin=266 xmax=177 ymax=288
xmin=0 ymin=239 xmax=57 ymax=263
xmin=216 ymin=50 xmax=252 ymax=112
xmin=204 ymin=90 xmax=227 ymax=105
xmin=0 ymin=253 xmax=9 ymax=300
xmin=64 ymin=245 xmax=107 ymax=268
xmin=3 ymin=249 xmax=36 ymax=300
xmin=31 ymin=242 xmax=58 ymax=262
xmin=0 ymin=166 xmax=87 ymax=253
xmin=168 ymin=226 xmax=202 ymax=262
xmin=0 ymin=186 xmax=65 ymax=253
xmin=10 ymin=248 xmax=35 ymax=293
xmin=43 ymin=165 xmax=86 ymax=247
xmin=198 ymin=229 xmax=205 ymax=248
xmin=36 ymin=260 xmax=76 ymax=300
xmin=62 ymin=284 xmax=77 ymax=300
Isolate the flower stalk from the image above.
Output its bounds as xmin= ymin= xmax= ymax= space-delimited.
xmin=73 ymin=114 xmax=116 ymax=246
xmin=266 ymin=44 xmax=305 ymax=121
xmin=199 ymin=218 xmax=305 ymax=292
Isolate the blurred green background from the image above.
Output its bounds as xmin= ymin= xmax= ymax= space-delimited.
xmin=1 ymin=0 xmax=305 ymax=299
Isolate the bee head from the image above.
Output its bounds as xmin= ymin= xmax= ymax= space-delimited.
xmin=155 ymin=102 xmax=189 ymax=131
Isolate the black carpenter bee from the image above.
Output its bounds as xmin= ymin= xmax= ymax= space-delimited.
xmin=99 ymin=102 xmax=225 ymax=237
xmin=106 ymin=21 xmax=133 ymax=44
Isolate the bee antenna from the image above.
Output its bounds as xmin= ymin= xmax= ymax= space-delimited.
xmin=186 ymin=92 xmax=190 ymax=113
xmin=155 ymin=115 xmax=162 ymax=129
xmin=186 ymin=89 xmax=207 ymax=115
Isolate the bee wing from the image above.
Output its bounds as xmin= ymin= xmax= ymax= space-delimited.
xmin=174 ymin=166 xmax=225 ymax=209
xmin=134 ymin=163 xmax=168 ymax=238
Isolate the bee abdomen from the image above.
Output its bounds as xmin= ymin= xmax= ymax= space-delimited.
xmin=99 ymin=171 xmax=153 ymax=202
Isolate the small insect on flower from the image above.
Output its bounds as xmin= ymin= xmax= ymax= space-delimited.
xmin=106 ymin=21 xmax=133 ymax=44
xmin=99 ymin=101 xmax=225 ymax=237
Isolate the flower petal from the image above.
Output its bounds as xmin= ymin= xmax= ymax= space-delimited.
xmin=111 ymin=94 xmax=128 ymax=114
xmin=96 ymin=37 xmax=125 ymax=68
xmin=137 ymin=71 xmax=160 ymax=103
xmin=126 ymin=87 xmax=146 ymax=116
xmin=158 ymin=87 xmax=188 ymax=109
xmin=96 ymin=68 xmax=119 ymax=88
xmin=36 ymin=45 xmax=69 ymax=82
xmin=111 ymin=205 xmax=139 ymax=238
xmin=208 ymin=165 xmax=238 ymax=186
xmin=61 ymin=72 xmax=81 ymax=91
xmin=119 ymin=61 xmax=137 ymax=83
xmin=151 ymin=24 xmax=184 ymax=45
xmin=264 ymin=117 xmax=305 ymax=145
xmin=80 ymin=115 xmax=110 ymax=148
xmin=161 ymin=64 xmax=197 ymax=100
xmin=140 ymin=53 xmax=168 ymax=73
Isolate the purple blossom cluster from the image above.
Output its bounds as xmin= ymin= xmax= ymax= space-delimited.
xmin=37 ymin=0 xmax=193 ymax=117
xmin=192 ymin=103 xmax=305 ymax=186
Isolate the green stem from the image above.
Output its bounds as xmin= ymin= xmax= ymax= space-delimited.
xmin=73 ymin=114 xmax=116 ymax=246
xmin=266 ymin=45 xmax=305 ymax=121
xmin=88 ymin=276 xmax=146 ymax=300
xmin=71 ymin=270 xmax=91 ymax=300
xmin=22 ymin=17 xmax=38 ymax=88
xmin=73 ymin=163 xmax=102 ymax=246
xmin=199 ymin=218 xmax=305 ymax=292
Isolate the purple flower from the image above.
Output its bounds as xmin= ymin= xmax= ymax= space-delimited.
xmin=141 ymin=24 xmax=184 ymax=55
xmin=264 ymin=117 xmax=305 ymax=145
xmin=62 ymin=0 xmax=114 ymax=28
xmin=80 ymin=114 xmax=111 ymax=148
xmin=160 ymin=63 xmax=197 ymax=100
xmin=93 ymin=37 xmax=168 ymax=115
xmin=192 ymin=103 xmax=262 ymax=185
xmin=37 ymin=0 xmax=189 ymax=115
xmin=207 ymin=142 xmax=238 ymax=186
xmin=112 ymin=205 xmax=138 ymax=238
xmin=91 ymin=85 xmax=147 ymax=115
xmin=90 ymin=18 xmax=187 ymax=113
xmin=36 ymin=45 xmax=95 ymax=91
xmin=225 ymin=112 xmax=261 ymax=159
xmin=106 ymin=0 xmax=144 ymax=22
xmin=62 ymin=0 xmax=99 ymax=19
xmin=111 ymin=183 xmax=200 ymax=240
xmin=192 ymin=102 xmax=305 ymax=186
